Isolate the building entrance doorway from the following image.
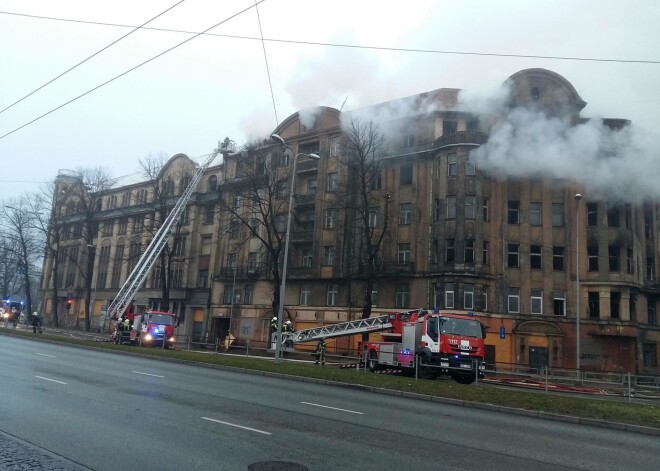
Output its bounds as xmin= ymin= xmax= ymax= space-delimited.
xmin=210 ymin=317 xmax=230 ymax=345
xmin=529 ymin=346 xmax=548 ymax=373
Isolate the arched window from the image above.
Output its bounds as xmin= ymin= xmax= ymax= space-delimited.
xmin=207 ymin=175 xmax=218 ymax=192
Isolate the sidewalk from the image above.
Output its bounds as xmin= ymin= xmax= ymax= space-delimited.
xmin=0 ymin=430 xmax=89 ymax=471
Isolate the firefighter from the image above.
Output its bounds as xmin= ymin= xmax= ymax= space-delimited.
xmin=283 ymin=320 xmax=292 ymax=333
xmin=271 ymin=316 xmax=278 ymax=332
xmin=315 ymin=339 xmax=326 ymax=365
xmin=31 ymin=312 xmax=42 ymax=334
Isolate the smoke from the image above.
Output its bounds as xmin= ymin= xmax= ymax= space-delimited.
xmin=457 ymin=85 xmax=660 ymax=204
xmin=298 ymin=107 xmax=322 ymax=129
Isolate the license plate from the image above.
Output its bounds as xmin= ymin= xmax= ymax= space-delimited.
xmin=440 ymin=362 xmax=449 ymax=367
xmin=460 ymin=364 xmax=471 ymax=369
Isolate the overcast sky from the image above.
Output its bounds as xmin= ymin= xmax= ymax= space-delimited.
xmin=1 ymin=0 xmax=658 ymax=203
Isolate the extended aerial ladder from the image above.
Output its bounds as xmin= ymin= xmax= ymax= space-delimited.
xmin=107 ymin=138 xmax=235 ymax=320
xmin=276 ymin=309 xmax=427 ymax=348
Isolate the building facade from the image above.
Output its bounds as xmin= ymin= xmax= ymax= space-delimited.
xmin=39 ymin=68 xmax=660 ymax=374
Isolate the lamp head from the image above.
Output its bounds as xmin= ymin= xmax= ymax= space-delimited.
xmin=575 ymin=193 xmax=582 ymax=201
xmin=308 ymin=153 xmax=320 ymax=160
xmin=271 ymin=134 xmax=286 ymax=145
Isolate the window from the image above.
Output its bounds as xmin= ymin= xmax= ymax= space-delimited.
xmin=530 ymin=245 xmax=542 ymax=269
xmin=207 ymin=175 xmax=218 ymax=192
xmin=482 ymin=289 xmax=488 ymax=312
xmin=244 ymin=284 xmax=254 ymax=304
xmin=611 ymin=291 xmax=621 ymax=319
xmin=324 ymin=209 xmax=337 ymax=229
xmin=588 ymin=245 xmax=599 ymax=272
xmin=302 ymin=247 xmax=313 ymax=268
xmin=627 ymin=248 xmax=634 ymax=274
xmin=133 ymin=215 xmax=144 ymax=233
xmin=401 ymin=133 xmax=414 ymax=148
xmin=371 ymin=284 xmax=378 ymax=306
xmin=482 ymin=241 xmax=489 ymax=265
xmin=400 ymin=163 xmax=413 ymax=185
xmin=227 ymin=252 xmax=237 ymax=269
xmin=531 ymin=289 xmax=543 ymax=315
xmin=171 ymin=267 xmax=183 ymax=288
xmin=300 ymin=284 xmax=311 ymax=305
xmin=326 ymin=172 xmax=338 ymax=192
xmin=204 ymin=205 xmax=214 ymax=224
xmin=197 ymin=270 xmax=209 ymax=288
xmin=643 ymin=343 xmax=658 ymax=368
xmin=108 ymin=195 xmax=117 ymax=209
xmin=222 ymin=285 xmax=235 ymax=304
xmin=508 ymin=288 xmax=520 ymax=313
xmin=587 ymin=203 xmax=598 ymax=227
xmin=508 ymin=201 xmax=520 ymax=224
xmin=136 ymin=188 xmax=148 ymax=203
xmin=247 ymin=252 xmax=257 ymax=271
xmin=464 ymin=239 xmax=474 ymax=263
xmin=443 ymin=119 xmax=457 ymax=134
xmin=447 ymin=154 xmax=457 ymax=176
xmin=275 ymin=214 xmax=287 ymax=233
xmin=102 ymin=221 xmax=114 ymax=237
xmin=229 ymin=220 xmax=239 ymax=239
xmin=368 ymin=169 xmax=382 ymax=190
xmin=464 ymin=196 xmax=475 ymax=219
xmin=607 ymin=203 xmax=620 ymax=227
xmin=197 ymin=235 xmax=211 ymax=257
xmin=465 ymin=156 xmax=475 ymax=176
xmin=434 ymin=198 xmax=441 ymax=222
xmin=278 ymin=153 xmax=289 ymax=168
xmin=588 ymin=292 xmax=600 ymax=318
xmin=446 ymin=196 xmax=456 ymax=219
xmin=398 ymin=243 xmax=411 ymax=263
xmin=399 ymin=203 xmax=412 ymax=225
xmin=73 ymin=222 xmax=83 ymax=237
xmin=609 ymin=246 xmax=620 ymax=272
xmin=649 ymin=306 xmax=657 ymax=325
xmin=179 ymin=206 xmax=190 ymax=226
xmin=553 ymin=246 xmax=565 ymax=270
xmin=330 ymin=137 xmax=341 ymax=157
xmin=395 ymin=284 xmax=409 ymax=308
xmin=445 ymin=283 xmax=454 ymax=308
xmin=507 ymin=243 xmax=519 ymax=267
xmin=552 ymin=203 xmax=564 ymax=227
xmin=307 ymin=178 xmax=317 ymax=195
xmin=121 ymin=191 xmax=130 ymax=207
xmin=118 ymin=218 xmax=128 ymax=235
xmin=482 ymin=198 xmax=489 ymax=222
xmin=446 ymin=238 xmax=455 ymax=262
xmin=232 ymin=195 xmax=241 ymax=209
xmin=111 ymin=243 xmax=124 ymax=288
xmin=529 ymin=202 xmax=542 ymax=225
xmin=173 ymin=236 xmax=187 ymax=257
xmin=368 ymin=207 xmax=379 ymax=228
xmin=323 ymin=245 xmax=335 ymax=266
xmin=464 ymin=284 xmax=474 ymax=310
xmin=553 ymin=291 xmax=566 ymax=316
xmin=327 ymin=283 xmax=338 ymax=306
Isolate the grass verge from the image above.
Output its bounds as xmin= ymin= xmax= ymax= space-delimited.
xmin=3 ymin=329 xmax=658 ymax=430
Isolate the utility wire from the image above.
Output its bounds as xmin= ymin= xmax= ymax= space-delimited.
xmin=0 ymin=1 xmax=187 ymax=115
xmin=1 ymin=10 xmax=659 ymax=65
xmin=0 ymin=1 xmax=266 ymax=141
xmin=254 ymin=0 xmax=278 ymax=127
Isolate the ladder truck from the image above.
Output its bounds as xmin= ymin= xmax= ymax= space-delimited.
xmin=108 ymin=139 xmax=234 ymax=345
xmin=279 ymin=309 xmax=487 ymax=384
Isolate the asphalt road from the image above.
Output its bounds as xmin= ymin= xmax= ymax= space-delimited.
xmin=1 ymin=335 xmax=658 ymax=471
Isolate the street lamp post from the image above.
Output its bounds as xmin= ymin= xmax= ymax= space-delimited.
xmin=271 ymin=133 xmax=320 ymax=364
xmin=575 ymin=193 xmax=582 ymax=379
xmin=87 ymin=244 xmax=98 ymax=333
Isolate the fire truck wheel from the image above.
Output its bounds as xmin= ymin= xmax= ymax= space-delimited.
xmin=367 ymin=350 xmax=379 ymax=372
xmin=455 ymin=373 xmax=476 ymax=385
xmin=420 ymin=366 xmax=437 ymax=380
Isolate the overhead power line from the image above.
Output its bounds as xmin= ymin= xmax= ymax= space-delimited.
xmin=1 ymin=10 xmax=659 ymax=65
xmin=0 ymin=1 xmax=266 ymax=142
xmin=0 ymin=1 xmax=187 ymax=115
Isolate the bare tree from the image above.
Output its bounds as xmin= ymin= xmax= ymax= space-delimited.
xmin=60 ymin=167 xmax=114 ymax=330
xmin=339 ymin=117 xmax=392 ymax=331
xmin=1 ymin=195 xmax=46 ymax=320
xmin=0 ymin=231 xmax=23 ymax=302
xmin=217 ymin=139 xmax=296 ymax=314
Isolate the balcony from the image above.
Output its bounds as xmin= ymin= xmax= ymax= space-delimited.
xmin=214 ymin=265 xmax=266 ymax=280
xmin=434 ymin=131 xmax=488 ymax=148
xmin=294 ymin=194 xmax=316 ymax=207
xmin=290 ymin=230 xmax=315 ymax=242
xmin=296 ymin=159 xmax=319 ymax=173
xmin=288 ymin=265 xmax=316 ymax=277
xmin=373 ymin=261 xmax=416 ymax=275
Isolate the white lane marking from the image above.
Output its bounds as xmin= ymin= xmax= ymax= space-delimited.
xmin=202 ymin=417 xmax=272 ymax=435
xmin=36 ymin=353 xmax=56 ymax=358
xmin=300 ymin=402 xmax=364 ymax=415
xmin=131 ymin=371 xmax=165 ymax=378
xmin=35 ymin=376 xmax=67 ymax=385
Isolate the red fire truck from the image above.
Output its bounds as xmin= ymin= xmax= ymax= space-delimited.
xmin=358 ymin=310 xmax=486 ymax=384
xmin=111 ymin=309 xmax=176 ymax=349
xmin=280 ymin=309 xmax=487 ymax=384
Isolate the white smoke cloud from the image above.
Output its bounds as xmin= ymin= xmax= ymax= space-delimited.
xmin=471 ymin=107 xmax=660 ymax=204
xmin=298 ymin=107 xmax=322 ymax=129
